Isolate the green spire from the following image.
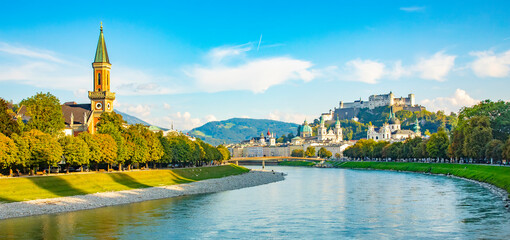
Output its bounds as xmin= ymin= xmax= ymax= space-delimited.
xmin=320 ymin=115 xmax=324 ymax=125
xmin=335 ymin=114 xmax=340 ymax=127
xmin=413 ymin=118 xmax=421 ymax=133
xmin=94 ymin=22 xmax=110 ymax=63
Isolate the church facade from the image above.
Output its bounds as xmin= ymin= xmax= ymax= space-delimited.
xmin=367 ymin=109 xmax=421 ymax=141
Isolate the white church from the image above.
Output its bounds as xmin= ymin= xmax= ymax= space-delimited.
xmin=367 ymin=109 xmax=421 ymax=141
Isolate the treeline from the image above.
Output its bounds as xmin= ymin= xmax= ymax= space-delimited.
xmin=344 ymin=100 xmax=510 ymax=163
xmin=0 ymin=93 xmax=230 ymax=175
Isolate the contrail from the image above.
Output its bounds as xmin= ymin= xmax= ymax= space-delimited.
xmin=257 ymin=34 xmax=262 ymax=51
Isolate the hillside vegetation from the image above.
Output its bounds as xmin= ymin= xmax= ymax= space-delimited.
xmin=189 ymin=118 xmax=299 ymax=145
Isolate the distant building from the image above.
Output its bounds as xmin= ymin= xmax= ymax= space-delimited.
xmin=299 ymin=120 xmax=313 ymax=138
xmin=334 ymin=92 xmax=425 ymax=121
xmin=367 ymin=108 xmax=421 ymax=141
xmin=339 ymin=92 xmax=415 ymax=110
xmin=317 ymin=115 xmax=342 ymax=143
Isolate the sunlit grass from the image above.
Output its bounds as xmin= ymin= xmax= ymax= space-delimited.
xmin=0 ymin=164 xmax=249 ymax=203
xmin=335 ymin=162 xmax=510 ymax=197
xmin=278 ymin=161 xmax=317 ymax=167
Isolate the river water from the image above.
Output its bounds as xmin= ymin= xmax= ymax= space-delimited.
xmin=1 ymin=166 xmax=509 ymax=239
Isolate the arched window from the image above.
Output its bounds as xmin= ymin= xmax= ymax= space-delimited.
xmin=98 ymin=73 xmax=101 ymax=86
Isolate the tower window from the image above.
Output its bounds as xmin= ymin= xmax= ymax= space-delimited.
xmin=98 ymin=73 xmax=101 ymax=86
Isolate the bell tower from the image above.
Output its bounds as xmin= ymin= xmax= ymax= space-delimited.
xmin=88 ymin=23 xmax=115 ymax=133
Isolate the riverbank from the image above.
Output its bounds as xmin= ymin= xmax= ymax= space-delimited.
xmin=333 ymin=162 xmax=510 ymax=200
xmin=0 ymin=164 xmax=250 ymax=203
xmin=278 ymin=161 xmax=510 ymax=201
xmin=0 ymin=168 xmax=285 ymax=220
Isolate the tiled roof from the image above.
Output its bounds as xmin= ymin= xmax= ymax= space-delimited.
xmin=61 ymin=104 xmax=91 ymax=125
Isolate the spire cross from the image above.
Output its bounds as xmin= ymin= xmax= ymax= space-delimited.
xmin=100 ymin=22 xmax=103 ymax=31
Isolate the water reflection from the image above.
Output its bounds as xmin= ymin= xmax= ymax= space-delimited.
xmin=0 ymin=167 xmax=509 ymax=239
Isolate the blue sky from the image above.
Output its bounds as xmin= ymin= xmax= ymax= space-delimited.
xmin=1 ymin=1 xmax=509 ymax=130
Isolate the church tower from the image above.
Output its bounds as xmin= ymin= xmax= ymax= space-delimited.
xmin=88 ymin=23 xmax=115 ymax=133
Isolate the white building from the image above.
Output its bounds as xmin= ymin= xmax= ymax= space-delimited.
xmin=367 ymin=110 xmax=421 ymax=141
xmin=317 ymin=115 xmax=343 ymax=143
xmin=339 ymin=92 xmax=415 ymax=110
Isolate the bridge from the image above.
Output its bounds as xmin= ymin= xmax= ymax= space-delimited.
xmin=226 ymin=157 xmax=325 ymax=168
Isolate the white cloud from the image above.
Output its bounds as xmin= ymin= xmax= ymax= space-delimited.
xmin=387 ymin=60 xmax=409 ymax=79
xmin=208 ymin=44 xmax=252 ymax=63
xmin=317 ymin=59 xmax=386 ymax=84
xmin=190 ymin=57 xmax=314 ymax=93
xmin=204 ymin=114 xmax=217 ymax=122
xmin=320 ymin=51 xmax=455 ymax=84
xmin=0 ymin=42 xmax=183 ymax=96
xmin=399 ymin=6 xmax=425 ymax=12
xmin=470 ymin=50 xmax=510 ymax=78
xmin=0 ymin=42 xmax=66 ymax=63
xmin=344 ymin=59 xmax=386 ymax=84
xmin=267 ymin=110 xmax=316 ymax=124
xmin=421 ymin=89 xmax=479 ymax=113
xmin=412 ymin=51 xmax=456 ymax=81
xmin=163 ymin=103 xmax=171 ymax=110
xmin=116 ymin=103 xmax=153 ymax=119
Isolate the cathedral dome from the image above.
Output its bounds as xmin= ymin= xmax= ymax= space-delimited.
xmin=302 ymin=124 xmax=312 ymax=133
xmin=388 ymin=117 xmax=400 ymax=125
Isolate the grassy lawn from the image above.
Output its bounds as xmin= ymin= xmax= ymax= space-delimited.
xmin=0 ymin=164 xmax=249 ymax=203
xmin=278 ymin=161 xmax=317 ymax=167
xmin=333 ymin=162 xmax=510 ymax=197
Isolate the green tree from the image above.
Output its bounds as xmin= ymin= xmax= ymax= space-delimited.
xmin=448 ymin=128 xmax=464 ymax=160
xmin=140 ymin=126 xmax=164 ymax=168
xmin=123 ymin=125 xmax=149 ymax=169
xmin=463 ymin=116 xmax=493 ymax=161
xmin=24 ymin=130 xmax=63 ymax=173
xmin=0 ymin=133 xmax=18 ymax=175
xmin=291 ymin=149 xmax=305 ymax=157
xmin=503 ymin=136 xmax=510 ymax=161
xmin=78 ymin=132 xmax=101 ymax=170
xmin=19 ymin=93 xmax=65 ymax=135
xmin=10 ymin=133 xmax=30 ymax=170
xmin=383 ymin=142 xmax=403 ymax=160
xmin=158 ymin=134 xmax=173 ymax=165
xmin=0 ymin=98 xmax=20 ymax=137
xmin=305 ymin=146 xmax=316 ymax=157
xmin=98 ymin=120 xmax=128 ymax=168
xmin=485 ymin=139 xmax=504 ymax=163
xmin=59 ymin=136 xmax=90 ymax=173
xmin=217 ymin=145 xmax=231 ymax=162
xmin=426 ymin=129 xmax=449 ymax=160
xmin=458 ymin=100 xmax=510 ymax=140
xmin=318 ymin=147 xmax=332 ymax=158
xmin=94 ymin=134 xmax=118 ymax=170
xmin=335 ymin=153 xmax=341 ymax=159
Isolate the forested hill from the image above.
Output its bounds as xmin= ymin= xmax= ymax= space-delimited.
xmin=189 ymin=118 xmax=299 ymax=145
xmin=115 ymin=110 xmax=168 ymax=130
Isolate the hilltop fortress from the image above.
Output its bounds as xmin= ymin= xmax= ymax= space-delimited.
xmin=322 ymin=92 xmax=425 ymax=121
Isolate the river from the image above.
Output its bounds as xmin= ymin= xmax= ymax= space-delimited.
xmin=1 ymin=166 xmax=509 ymax=239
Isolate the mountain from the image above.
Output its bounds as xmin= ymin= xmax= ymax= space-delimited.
xmin=189 ymin=118 xmax=300 ymax=145
xmin=115 ymin=110 xmax=168 ymax=130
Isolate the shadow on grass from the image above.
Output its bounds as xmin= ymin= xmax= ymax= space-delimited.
xmin=167 ymin=171 xmax=194 ymax=183
xmin=27 ymin=176 xmax=88 ymax=197
xmin=0 ymin=196 xmax=14 ymax=203
xmin=107 ymin=173 xmax=152 ymax=189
